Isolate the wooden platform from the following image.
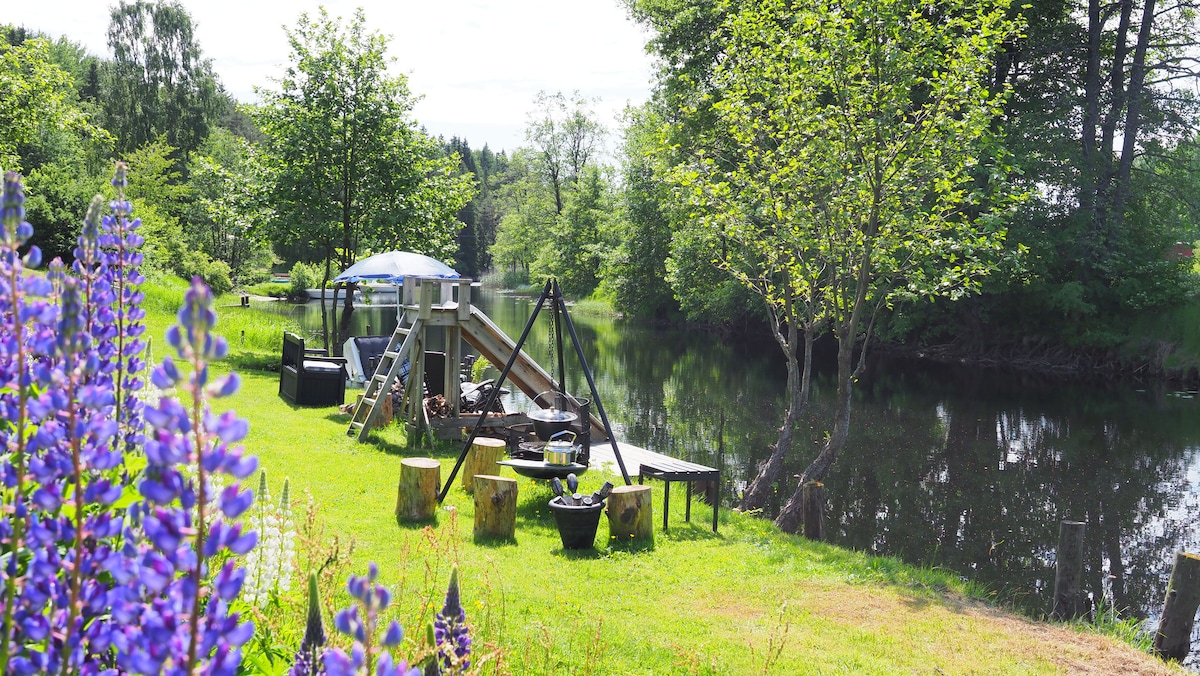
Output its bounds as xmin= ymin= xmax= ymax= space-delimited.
xmin=588 ymin=441 xmax=720 ymax=533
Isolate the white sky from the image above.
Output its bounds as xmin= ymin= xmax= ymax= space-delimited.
xmin=5 ymin=0 xmax=656 ymax=153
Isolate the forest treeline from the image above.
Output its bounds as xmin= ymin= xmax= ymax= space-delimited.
xmin=5 ymin=0 xmax=1200 ymax=375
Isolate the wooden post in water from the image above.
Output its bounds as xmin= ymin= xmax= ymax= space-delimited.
xmin=395 ymin=458 xmax=440 ymax=521
xmin=802 ymin=481 xmax=824 ymax=541
xmin=1153 ymin=551 xmax=1200 ymax=661
xmin=1051 ymin=520 xmax=1087 ymax=620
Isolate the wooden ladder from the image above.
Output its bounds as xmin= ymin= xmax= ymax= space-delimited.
xmin=346 ymin=316 xmax=424 ymax=441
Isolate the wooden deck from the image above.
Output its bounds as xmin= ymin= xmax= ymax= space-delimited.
xmin=587 ymin=440 xmax=667 ymax=476
xmin=587 ymin=440 xmax=720 ymax=532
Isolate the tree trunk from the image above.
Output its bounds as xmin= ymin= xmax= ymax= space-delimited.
xmin=740 ymin=294 xmax=814 ymax=511
xmin=1079 ymin=0 xmax=1103 ymax=216
xmin=776 ymin=287 xmax=865 ymax=533
xmin=1111 ymin=0 xmax=1155 ymax=223
xmin=607 ymin=484 xmax=653 ymax=544
xmin=1090 ymin=0 xmax=1134 ymax=254
xmin=461 ymin=437 xmax=506 ymax=494
xmin=472 ymin=475 xmax=517 ymax=540
xmin=396 ymin=458 xmax=441 ymax=521
xmin=772 ymin=244 xmax=868 ymax=535
xmin=320 ymin=253 xmax=332 ymax=353
xmin=337 ymin=281 xmax=356 ymax=354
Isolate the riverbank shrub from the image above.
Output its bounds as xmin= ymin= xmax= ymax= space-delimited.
xmin=289 ymin=261 xmax=320 ymax=299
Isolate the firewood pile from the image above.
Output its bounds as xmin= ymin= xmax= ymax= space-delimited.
xmin=424 ymin=394 xmax=450 ymax=418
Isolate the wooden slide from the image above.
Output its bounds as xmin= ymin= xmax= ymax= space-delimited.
xmin=461 ymin=306 xmax=606 ymax=440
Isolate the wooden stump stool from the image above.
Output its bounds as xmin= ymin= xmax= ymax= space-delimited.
xmin=473 ymin=474 xmax=517 ymax=540
xmin=607 ymin=485 xmax=653 ymax=544
xmin=461 ymin=436 xmax=507 ymax=493
xmin=395 ymin=458 xmax=440 ymax=521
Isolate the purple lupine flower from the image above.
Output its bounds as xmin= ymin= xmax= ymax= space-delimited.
xmin=289 ymin=571 xmax=327 ymax=676
xmin=0 ymin=171 xmax=62 ymax=672
xmin=0 ymin=161 xmax=266 ymax=675
xmin=118 ymin=274 xmax=257 ymax=674
xmin=99 ymin=162 xmax=146 ymax=461
xmin=324 ymin=564 xmax=421 ymax=676
xmin=434 ymin=566 xmax=471 ymax=673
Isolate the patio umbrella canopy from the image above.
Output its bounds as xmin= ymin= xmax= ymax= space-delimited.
xmin=333 ymin=251 xmax=459 ymax=285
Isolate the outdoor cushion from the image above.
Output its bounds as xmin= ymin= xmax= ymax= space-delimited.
xmin=304 ymin=359 xmax=343 ymax=373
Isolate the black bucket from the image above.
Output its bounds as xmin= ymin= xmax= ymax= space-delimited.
xmin=548 ymin=499 xmax=605 ymax=549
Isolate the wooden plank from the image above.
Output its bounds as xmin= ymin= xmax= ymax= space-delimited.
xmin=588 ymin=441 xmax=714 ymax=473
xmin=461 ymin=306 xmax=606 ymax=439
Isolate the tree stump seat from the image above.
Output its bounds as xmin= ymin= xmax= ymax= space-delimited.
xmin=637 ymin=458 xmax=719 ymax=533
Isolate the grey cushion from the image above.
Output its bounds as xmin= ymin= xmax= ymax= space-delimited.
xmin=303 ymin=359 xmax=343 ymax=374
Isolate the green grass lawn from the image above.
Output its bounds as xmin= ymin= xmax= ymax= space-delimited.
xmin=139 ymin=281 xmax=1180 ymax=675
xmin=217 ymin=370 xmax=1181 ymax=675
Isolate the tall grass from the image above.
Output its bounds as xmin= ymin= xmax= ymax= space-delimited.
xmin=1127 ymin=300 xmax=1200 ymax=376
xmin=143 ymin=273 xmax=301 ymax=371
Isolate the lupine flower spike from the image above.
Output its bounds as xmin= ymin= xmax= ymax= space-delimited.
xmin=434 ymin=566 xmax=472 ymax=673
xmin=288 ymin=572 xmax=327 ymax=676
xmin=325 ymin=563 xmax=420 ymax=676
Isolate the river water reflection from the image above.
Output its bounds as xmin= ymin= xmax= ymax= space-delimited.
xmin=263 ymin=289 xmax=1200 ymax=637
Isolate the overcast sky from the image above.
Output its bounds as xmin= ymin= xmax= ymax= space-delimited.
xmin=6 ymin=0 xmax=656 ymax=153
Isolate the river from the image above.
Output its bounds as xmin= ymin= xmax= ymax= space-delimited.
xmin=263 ymin=287 xmax=1200 ymax=657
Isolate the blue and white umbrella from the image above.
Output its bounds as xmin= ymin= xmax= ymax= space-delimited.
xmin=333 ymin=251 xmax=459 ymax=285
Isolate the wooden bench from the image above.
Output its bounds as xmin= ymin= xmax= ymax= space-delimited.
xmin=637 ymin=458 xmax=719 ymax=533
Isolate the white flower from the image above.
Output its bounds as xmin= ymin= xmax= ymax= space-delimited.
xmin=241 ymin=470 xmax=296 ymax=606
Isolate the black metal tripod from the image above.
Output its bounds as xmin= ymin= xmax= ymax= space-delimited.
xmin=438 ymin=278 xmax=631 ymax=503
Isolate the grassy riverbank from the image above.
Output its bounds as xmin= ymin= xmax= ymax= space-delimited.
xmin=225 ymin=371 xmax=1183 ymax=675
xmin=150 ymin=277 xmax=1184 ymax=674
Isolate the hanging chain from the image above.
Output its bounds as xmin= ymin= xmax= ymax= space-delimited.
xmin=547 ymin=294 xmax=558 ymax=389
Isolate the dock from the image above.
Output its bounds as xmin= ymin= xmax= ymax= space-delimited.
xmin=588 ymin=440 xmax=721 ymax=533
xmin=587 ymin=440 xmax=661 ymax=473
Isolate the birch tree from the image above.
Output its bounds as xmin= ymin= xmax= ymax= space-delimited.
xmin=670 ymin=0 xmax=1021 ymax=529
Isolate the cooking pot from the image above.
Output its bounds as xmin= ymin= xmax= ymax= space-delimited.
xmin=543 ymin=431 xmax=577 ymax=465
xmin=528 ymin=406 xmax=578 ymax=441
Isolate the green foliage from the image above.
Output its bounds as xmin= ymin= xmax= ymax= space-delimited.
xmin=23 ymin=161 xmax=107 ymax=261
xmin=525 ymin=90 xmax=605 ymax=216
xmin=535 ymin=165 xmax=611 ymax=297
xmin=470 ymin=355 xmax=492 ymax=382
xmin=444 ymin=136 xmax=503 ymax=278
xmin=242 ymin=282 xmax=290 ymax=299
xmin=1 ymin=27 xmax=112 ymax=260
xmin=178 ymin=250 xmax=232 ymax=296
xmin=603 ymin=106 xmax=681 ymax=321
xmin=288 ymin=261 xmax=320 ymax=298
xmin=664 ymin=0 xmax=1019 ymax=340
xmin=105 ymin=0 xmax=221 ymax=159
xmin=123 ymin=136 xmax=190 ymax=218
xmin=490 ymin=94 xmax=613 ymax=296
xmin=491 ymin=150 xmax=554 ymax=275
xmin=0 ymin=31 xmax=87 ymax=171
xmin=187 ymin=130 xmax=274 ymax=283
xmin=253 ymin=8 xmax=473 ymax=284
